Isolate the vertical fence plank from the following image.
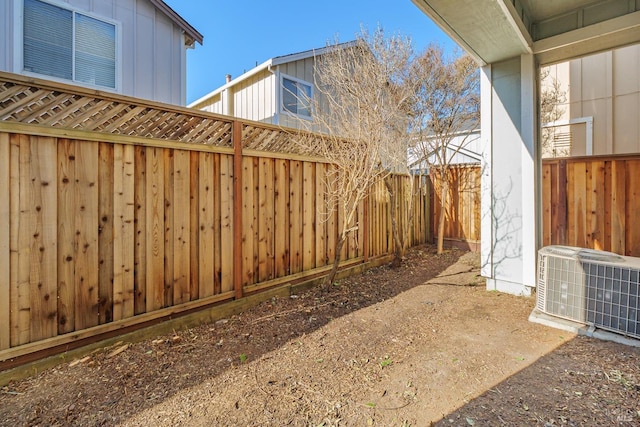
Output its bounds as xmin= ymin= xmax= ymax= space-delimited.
xmin=164 ymin=151 xmax=175 ymax=307
xmin=0 ymin=133 xmax=10 ymax=350
xmin=258 ymin=157 xmax=274 ymax=282
xmin=75 ymin=140 xmax=99 ymax=330
xmin=603 ymin=161 xmax=612 ymax=252
xmin=98 ymin=143 xmax=114 ymax=324
xmin=173 ymin=150 xmax=191 ymax=304
xmin=121 ymin=145 xmax=135 ymax=318
xmin=326 ymin=169 xmax=337 ymax=263
xmin=315 ymin=163 xmax=327 ymax=267
xmin=134 ymin=146 xmax=147 ymax=315
xmin=274 ymin=159 xmax=289 ymax=277
xmin=213 ymin=153 xmax=222 ymax=294
xmin=198 ymin=152 xmax=214 ymax=298
xmin=189 ymin=152 xmax=200 ymax=300
xmin=302 ymin=162 xmax=316 ymax=270
xmin=14 ymin=134 xmax=31 ymax=345
xmin=610 ymin=160 xmax=626 ymax=254
xmin=112 ymin=144 xmax=124 ymax=320
xmin=29 ymin=136 xmax=58 ymax=341
xmin=220 ymin=154 xmax=234 ymax=293
xmin=242 ymin=156 xmax=255 ymax=285
xmin=571 ymin=162 xmax=587 ymax=248
xmin=626 ymin=160 xmax=640 ymax=256
xmin=289 ymin=161 xmax=303 ymax=273
xmin=588 ymin=161 xmax=606 ymax=250
xmin=542 ymin=163 xmax=552 ymax=246
xmin=57 ymin=139 xmax=76 ymax=334
xmin=146 ymin=147 xmax=165 ymax=311
xmin=252 ymin=158 xmax=260 ymax=283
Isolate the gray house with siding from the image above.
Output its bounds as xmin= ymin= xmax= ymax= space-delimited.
xmin=189 ymin=44 xmax=353 ymax=130
xmin=0 ymin=0 xmax=202 ymax=105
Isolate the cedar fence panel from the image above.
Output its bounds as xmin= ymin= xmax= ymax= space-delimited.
xmin=430 ymin=165 xmax=481 ymax=250
xmin=542 ymin=155 xmax=640 ymax=257
xmin=0 ymin=71 xmax=434 ymax=366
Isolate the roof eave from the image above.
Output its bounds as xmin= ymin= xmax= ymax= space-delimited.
xmin=149 ymin=0 xmax=204 ymax=47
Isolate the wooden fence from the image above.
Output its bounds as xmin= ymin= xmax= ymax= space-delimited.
xmin=0 ymin=72 xmax=431 ymax=368
xmin=542 ymin=155 xmax=640 ymax=257
xmin=431 ymin=165 xmax=481 ymax=250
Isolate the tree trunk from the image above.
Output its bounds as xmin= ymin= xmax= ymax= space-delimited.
xmin=437 ymin=177 xmax=449 ymax=255
xmin=323 ymin=236 xmax=347 ymax=290
xmin=384 ymin=176 xmax=403 ymax=268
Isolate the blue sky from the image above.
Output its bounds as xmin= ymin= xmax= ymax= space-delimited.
xmin=164 ymin=0 xmax=457 ymax=104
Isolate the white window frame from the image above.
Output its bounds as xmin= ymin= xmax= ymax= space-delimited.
xmin=280 ymin=73 xmax=313 ymax=120
xmin=14 ymin=0 xmax=122 ymax=92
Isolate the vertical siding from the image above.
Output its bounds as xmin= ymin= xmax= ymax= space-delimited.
xmin=233 ymin=70 xmax=276 ymax=124
xmin=563 ymin=43 xmax=640 ymax=155
xmin=0 ymin=0 xmax=11 ymax=72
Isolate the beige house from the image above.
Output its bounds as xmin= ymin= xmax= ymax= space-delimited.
xmin=1 ymin=0 xmax=202 ymax=105
xmin=542 ymin=43 xmax=640 ymax=157
xmin=189 ymin=44 xmax=352 ymax=129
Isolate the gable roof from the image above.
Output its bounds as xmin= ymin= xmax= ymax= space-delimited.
xmin=188 ymin=41 xmax=356 ymax=108
xmin=149 ymin=0 xmax=203 ymax=47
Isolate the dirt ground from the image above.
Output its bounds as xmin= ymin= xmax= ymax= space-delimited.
xmin=1 ymin=245 xmax=639 ymax=426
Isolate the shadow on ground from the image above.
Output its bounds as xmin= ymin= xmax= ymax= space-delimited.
xmin=434 ymin=335 xmax=640 ymax=426
xmin=0 ymin=245 xmax=462 ymax=426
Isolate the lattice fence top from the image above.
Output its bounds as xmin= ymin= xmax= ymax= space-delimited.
xmin=0 ymin=77 xmax=233 ymax=147
xmin=0 ymin=72 xmax=328 ymax=156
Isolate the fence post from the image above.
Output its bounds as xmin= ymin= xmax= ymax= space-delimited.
xmin=232 ymin=121 xmax=243 ymax=300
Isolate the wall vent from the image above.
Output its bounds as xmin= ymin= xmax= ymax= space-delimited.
xmin=537 ymin=245 xmax=639 ymax=339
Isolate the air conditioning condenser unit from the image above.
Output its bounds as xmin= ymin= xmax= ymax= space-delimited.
xmin=536 ymin=245 xmax=640 ymax=340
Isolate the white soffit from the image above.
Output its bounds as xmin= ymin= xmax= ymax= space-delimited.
xmin=411 ymin=0 xmax=640 ymax=65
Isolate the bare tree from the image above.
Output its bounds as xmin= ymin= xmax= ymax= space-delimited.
xmin=409 ymin=44 xmax=480 ymax=254
xmin=295 ymin=28 xmax=415 ymax=286
xmin=539 ymin=67 xmax=567 ymax=158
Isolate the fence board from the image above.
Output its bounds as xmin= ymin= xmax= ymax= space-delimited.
xmin=172 ymin=150 xmax=191 ymax=304
xmin=303 ymin=162 xmax=316 ymax=270
xmin=145 ymin=147 xmax=165 ymax=311
xmin=274 ymin=159 xmax=289 ymax=277
xmin=133 ymin=147 xmax=147 ymax=315
xmin=289 ymin=161 xmax=303 ymax=274
xmin=241 ymin=157 xmax=255 ymax=286
xmin=98 ymin=143 xmax=114 ymax=324
xmin=164 ymin=151 xmax=175 ymax=307
xmin=220 ymin=154 xmax=234 ymax=293
xmin=75 ymin=141 xmax=99 ymax=330
xmin=56 ymin=139 xmax=75 ymax=334
xmin=212 ymin=153 xmax=222 ymax=295
xmin=28 ymin=136 xmax=57 ymax=341
xmin=198 ymin=153 xmax=215 ymax=298
xmin=189 ymin=152 xmax=199 ymax=300
xmin=315 ymin=164 xmax=327 ymax=267
xmin=117 ymin=145 xmax=135 ymax=318
xmin=627 ymin=160 xmax=640 ymax=256
xmin=0 ymin=134 xmax=9 ymax=350
xmin=258 ymin=157 xmax=275 ymax=282
xmin=609 ymin=161 xmax=625 ymax=254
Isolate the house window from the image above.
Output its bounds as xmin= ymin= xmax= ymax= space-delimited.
xmin=281 ymin=75 xmax=312 ymax=118
xmin=23 ymin=0 xmax=117 ymax=89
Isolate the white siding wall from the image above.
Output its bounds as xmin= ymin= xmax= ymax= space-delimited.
xmin=233 ymin=70 xmax=276 ymax=124
xmin=1 ymin=0 xmax=189 ymax=105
